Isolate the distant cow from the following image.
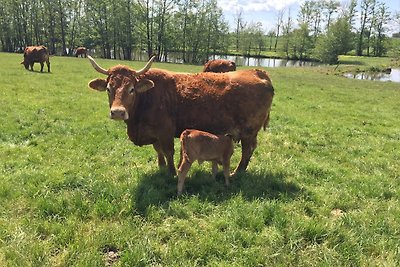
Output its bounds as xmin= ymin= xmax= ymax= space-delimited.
xmin=177 ymin=129 xmax=234 ymax=195
xmin=203 ymin=59 xmax=236 ymax=73
xmin=21 ymin=46 xmax=50 ymax=72
xmin=75 ymin=47 xmax=87 ymax=58
xmin=87 ymin=56 xmax=274 ymax=175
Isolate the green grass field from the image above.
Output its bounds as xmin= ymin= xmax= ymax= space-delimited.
xmin=1 ymin=52 xmax=399 ymax=266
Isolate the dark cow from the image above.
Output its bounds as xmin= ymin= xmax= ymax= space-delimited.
xmin=75 ymin=47 xmax=87 ymax=58
xmin=203 ymin=59 xmax=236 ymax=73
xmin=21 ymin=46 xmax=50 ymax=72
xmin=177 ymin=129 xmax=234 ymax=195
xmin=87 ymin=56 xmax=274 ymax=175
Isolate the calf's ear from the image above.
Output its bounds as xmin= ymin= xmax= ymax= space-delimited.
xmin=134 ymin=78 xmax=154 ymax=93
xmin=88 ymin=78 xmax=107 ymax=91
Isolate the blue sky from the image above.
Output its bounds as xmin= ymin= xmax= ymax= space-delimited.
xmin=217 ymin=0 xmax=400 ymax=34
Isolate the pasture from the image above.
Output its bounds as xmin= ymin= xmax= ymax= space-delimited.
xmin=0 ymin=52 xmax=399 ymax=266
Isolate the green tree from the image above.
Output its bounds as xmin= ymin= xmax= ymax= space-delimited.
xmin=314 ymin=17 xmax=353 ymax=64
xmin=240 ymin=22 xmax=264 ymax=56
xmin=372 ymin=2 xmax=390 ymax=56
xmin=323 ymin=0 xmax=340 ymax=31
xmin=357 ymin=0 xmax=376 ymax=56
xmin=291 ymin=23 xmax=313 ymax=59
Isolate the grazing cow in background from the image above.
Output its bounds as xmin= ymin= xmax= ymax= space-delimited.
xmin=75 ymin=47 xmax=87 ymax=58
xmin=177 ymin=129 xmax=234 ymax=195
xmin=203 ymin=59 xmax=236 ymax=73
xmin=87 ymin=56 xmax=274 ymax=175
xmin=21 ymin=45 xmax=50 ymax=72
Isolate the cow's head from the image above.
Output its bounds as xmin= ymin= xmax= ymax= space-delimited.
xmin=20 ymin=59 xmax=29 ymax=70
xmin=87 ymin=56 xmax=155 ymax=120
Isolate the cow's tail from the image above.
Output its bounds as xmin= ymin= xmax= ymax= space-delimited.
xmin=263 ymin=111 xmax=271 ymax=130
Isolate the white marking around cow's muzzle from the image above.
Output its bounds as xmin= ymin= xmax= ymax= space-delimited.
xmin=110 ymin=107 xmax=129 ymax=120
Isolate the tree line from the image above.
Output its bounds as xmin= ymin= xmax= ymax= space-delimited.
xmin=0 ymin=0 xmax=397 ymax=64
xmin=0 ymin=0 xmax=228 ymax=64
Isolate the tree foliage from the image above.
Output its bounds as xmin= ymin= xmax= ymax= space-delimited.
xmin=0 ymin=0 xmax=397 ymax=64
xmin=0 ymin=0 xmax=229 ymax=64
xmin=314 ymin=17 xmax=353 ymax=64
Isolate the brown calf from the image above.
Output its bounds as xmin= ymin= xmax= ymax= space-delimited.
xmin=21 ymin=45 xmax=50 ymax=72
xmin=177 ymin=129 xmax=234 ymax=196
xmin=75 ymin=47 xmax=87 ymax=57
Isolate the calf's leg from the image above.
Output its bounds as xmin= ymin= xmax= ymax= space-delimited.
xmin=177 ymin=159 xmax=191 ymax=196
xmin=222 ymin=158 xmax=231 ymax=186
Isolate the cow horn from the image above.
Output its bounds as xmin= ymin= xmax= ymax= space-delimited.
xmin=88 ymin=55 xmax=108 ymax=75
xmin=135 ymin=56 xmax=156 ymax=76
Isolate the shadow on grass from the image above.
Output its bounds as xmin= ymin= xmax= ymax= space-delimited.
xmin=133 ymin=169 xmax=304 ymax=216
xmin=23 ymin=69 xmax=52 ymax=74
xmin=337 ymin=60 xmax=365 ymax=66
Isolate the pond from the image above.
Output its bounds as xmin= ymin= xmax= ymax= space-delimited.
xmin=211 ymin=55 xmax=321 ymax=68
xmin=128 ymin=51 xmax=320 ymax=68
xmin=343 ymin=69 xmax=400 ymax=83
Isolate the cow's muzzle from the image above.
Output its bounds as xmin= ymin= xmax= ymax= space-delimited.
xmin=110 ymin=107 xmax=128 ymax=120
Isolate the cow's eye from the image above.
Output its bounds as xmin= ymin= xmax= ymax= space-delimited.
xmin=106 ymin=84 xmax=111 ymax=93
xmin=128 ymin=87 xmax=135 ymax=94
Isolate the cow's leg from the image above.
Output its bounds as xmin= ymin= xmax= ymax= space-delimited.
xmin=40 ymin=62 xmax=44 ymax=72
xmin=153 ymin=142 xmax=166 ymax=168
xmin=233 ymin=135 xmax=257 ymax=175
xmin=47 ymin=61 xmax=51 ymax=72
xmin=30 ymin=63 xmax=34 ymax=71
xmin=159 ymin=137 xmax=176 ymax=175
xmin=177 ymin=159 xmax=191 ymax=196
xmin=211 ymin=161 xmax=218 ymax=179
xmin=165 ymin=148 xmax=176 ymax=176
xmin=222 ymin=158 xmax=231 ymax=186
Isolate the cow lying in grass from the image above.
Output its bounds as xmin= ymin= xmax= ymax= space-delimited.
xmin=203 ymin=59 xmax=236 ymax=73
xmin=177 ymin=129 xmax=234 ymax=196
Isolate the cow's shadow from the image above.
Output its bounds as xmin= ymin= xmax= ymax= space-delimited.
xmin=29 ymin=70 xmax=51 ymax=74
xmin=133 ymin=168 xmax=304 ymax=216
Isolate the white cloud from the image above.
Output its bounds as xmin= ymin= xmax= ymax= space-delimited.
xmin=217 ymin=0 xmax=305 ymax=13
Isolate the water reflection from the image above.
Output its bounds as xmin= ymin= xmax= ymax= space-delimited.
xmin=128 ymin=51 xmax=320 ymax=68
xmin=344 ymin=69 xmax=400 ymax=83
xmin=212 ymin=55 xmax=320 ymax=68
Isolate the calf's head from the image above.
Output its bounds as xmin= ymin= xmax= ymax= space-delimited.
xmin=87 ymin=56 xmax=155 ymax=120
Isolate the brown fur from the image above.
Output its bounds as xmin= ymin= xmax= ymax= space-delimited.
xmin=21 ymin=46 xmax=50 ymax=72
xmin=75 ymin=47 xmax=87 ymax=58
xmin=203 ymin=59 xmax=236 ymax=73
xmin=88 ymin=60 xmax=274 ymax=175
xmin=177 ymin=129 xmax=234 ymax=195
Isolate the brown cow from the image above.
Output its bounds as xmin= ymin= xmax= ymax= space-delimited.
xmin=177 ymin=129 xmax=234 ymax=195
xmin=75 ymin=47 xmax=87 ymax=58
xmin=203 ymin=59 xmax=236 ymax=73
xmin=21 ymin=45 xmax=50 ymax=72
xmin=87 ymin=56 xmax=274 ymax=175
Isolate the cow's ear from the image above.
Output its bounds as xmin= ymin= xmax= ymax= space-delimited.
xmin=134 ymin=78 xmax=154 ymax=93
xmin=88 ymin=78 xmax=107 ymax=91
